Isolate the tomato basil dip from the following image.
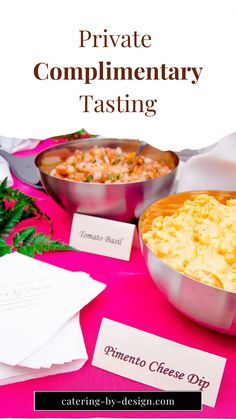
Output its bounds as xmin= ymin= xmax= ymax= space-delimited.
xmin=48 ymin=146 xmax=172 ymax=183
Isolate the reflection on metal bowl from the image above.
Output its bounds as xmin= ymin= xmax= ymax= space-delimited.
xmin=139 ymin=190 xmax=236 ymax=335
xmin=35 ymin=138 xmax=179 ymax=222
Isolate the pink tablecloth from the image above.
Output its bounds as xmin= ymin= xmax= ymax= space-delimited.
xmin=0 ymin=140 xmax=235 ymax=419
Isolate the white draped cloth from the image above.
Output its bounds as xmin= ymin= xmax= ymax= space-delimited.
xmin=176 ymin=132 xmax=236 ymax=192
xmin=0 ymin=137 xmax=40 ymax=185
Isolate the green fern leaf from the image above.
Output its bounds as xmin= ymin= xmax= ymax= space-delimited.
xmin=0 ymin=200 xmax=6 ymax=225
xmin=0 ymin=245 xmax=13 ymax=256
xmin=35 ymin=243 xmax=43 ymax=254
xmin=17 ymin=245 xmax=35 ymax=257
xmin=0 ymin=202 xmax=25 ymax=236
xmin=32 ymin=233 xmax=47 ymax=245
xmin=13 ymin=227 xmax=36 ymax=247
xmin=20 ymin=208 xmax=36 ymax=221
xmin=0 ymin=178 xmax=74 ymax=258
xmin=48 ymin=241 xmax=75 ymax=252
xmin=0 ymin=237 xmax=7 ymax=245
xmin=42 ymin=243 xmax=49 ymax=252
xmin=0 ymin=177 xmax=8 ymax=193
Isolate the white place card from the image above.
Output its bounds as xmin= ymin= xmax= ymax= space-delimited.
xmin=92 ymin=318 xmax=226 ymax=408
xmin=70 ymin=213 xmax=137 ymax=261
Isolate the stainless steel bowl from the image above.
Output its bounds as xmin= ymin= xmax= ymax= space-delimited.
xmin=139 ymin=190 xmax=236 ymax=335
xmin=35 ymin=138 xmax=179 ymax=222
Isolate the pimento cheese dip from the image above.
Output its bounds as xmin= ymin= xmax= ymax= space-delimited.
xmin=143 ymin=194 xmax=236 ymax=292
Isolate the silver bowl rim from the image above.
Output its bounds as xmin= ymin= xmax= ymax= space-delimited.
xmin=35 ymin=137 xmax=179 ymax=187
xmin=138 ymin=190 xmax=236 ymax=297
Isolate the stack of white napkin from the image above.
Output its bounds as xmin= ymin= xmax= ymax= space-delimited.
xmin=0 ymin=252 xmax=106 ymax=385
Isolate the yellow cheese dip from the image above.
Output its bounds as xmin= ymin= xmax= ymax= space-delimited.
xmin=143 ymin=194 xmax=236 ymax=292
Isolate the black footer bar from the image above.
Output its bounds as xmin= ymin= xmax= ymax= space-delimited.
xmin=34 ymin=390 xmax=202 ymax=411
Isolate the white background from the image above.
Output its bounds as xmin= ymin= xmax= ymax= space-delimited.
xmin=0 ymin=0 xmax=235 ymax=149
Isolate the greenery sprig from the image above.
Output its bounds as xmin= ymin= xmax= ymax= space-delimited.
xmin=0 ymin=178 xmax=74 ymax=257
